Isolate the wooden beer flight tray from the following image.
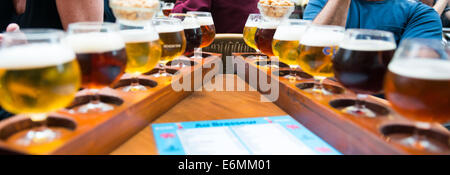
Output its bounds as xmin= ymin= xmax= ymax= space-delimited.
xmin=233 ymin=53 xmax=450 ymax=155
xmin=0 ymin=52 xmax=221 ymax=155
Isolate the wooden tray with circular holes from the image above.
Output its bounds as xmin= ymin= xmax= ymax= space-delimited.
xmin=232 ymin=52 xmax=450 ymax=155
xmin=0 ymin=52 xmax=222 ymax=155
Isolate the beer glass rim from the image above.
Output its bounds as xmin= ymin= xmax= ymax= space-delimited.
xmin=345 ymin=28 xmax=395 ymax=38
xmin=68 ymin=22 xmax=119 ymax=32
xmin=169 ymin=13 xmax=197 ymax=18
xmin=392 ymin=38 xmax=447 ymax=61
xmin=307 ymin=24 xmax=345 ymax=30
xmin=152 ymin=17 xmax=182 ymax=24
xmin=280 ymin=19 xmax=312 ymax=25
xmin=187 ymin=11 xmax=212 ymax=17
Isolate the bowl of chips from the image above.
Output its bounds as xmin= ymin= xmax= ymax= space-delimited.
xmin=258 ymin=0 xmax=295 ymax=21
xmin=110 ymin=0 xmax=160 ymax=25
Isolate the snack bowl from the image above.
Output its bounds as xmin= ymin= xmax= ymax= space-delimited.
xmin=257 ymin=2 xmax=295 ymax=21
xmin=110 ymin=0 xmax=160 ymax=26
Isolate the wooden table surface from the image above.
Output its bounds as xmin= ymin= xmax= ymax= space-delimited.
xmin=110 ymin=74 xmax=287 ymax=155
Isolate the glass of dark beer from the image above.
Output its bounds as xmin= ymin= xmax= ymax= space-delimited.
xmin=187 ymin=11 xmax=216 ymax=49
xmin=169 ymin=13 xmax=202 ymax=57
xmin=333 ymin=29 xmax=396 ymax=117
xmin=384 ymin=39 xmax=450 ymax=150
xmin=67 ymin=22 xmax=127 ymax=113
xmin=255 ymin=19 xmax=280 ymax=57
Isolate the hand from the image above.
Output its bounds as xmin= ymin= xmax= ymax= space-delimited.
xmin=0 ymin=23 xmax=21 ymax=43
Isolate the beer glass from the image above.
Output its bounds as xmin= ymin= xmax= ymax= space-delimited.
xmin=255 ymin=19 xmax=280 ymax=57
xmin=385 ymin=39 xmax=450 ymax=150
xmin=67 ymin=22 xmax=127 ymax=113
xmin=0 ymin=29 xmax=81 ymax=145
xmin=187 ymin=11 xmax=216 ymax=48
xmin=162 ymin=2 xmax=174 ymax=17
xmin=169 ymin=13 xmax=202 ymax=57
xmin=119 ymin=23 xmax=162 ymax=91
xmin=243 ymin=14 xmax=262 ymax=55
xmin=297 ymin=24 xmax=344 ymax=95
xmin=152 ymin=17 xmax=187 ymax=77
xmin=272 ymin=19 xmax=311 ymax=82
xmin=333 ymin=29 xmax=396 ymax=117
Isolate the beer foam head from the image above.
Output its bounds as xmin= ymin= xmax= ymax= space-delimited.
xmin=66 ymin=33 xmax=125 ymax=54
xmin=300 ymin=30 xmax=344 ymax=47
xmin=120 ymin=29 xmax=159 ymax=43
xmin=274 ymin=25 xmax=307 ymax=41
xmin=182 ymin=18 xmax=201 ymax=29
xmin=155 ymin=25 xmax=184 ymax=33
xmin=257 ymin=21 xmax=279 ymax=29
xmin=389 ymin=58 xmax=450 ymax=80
xmin=0 ymin=43 xmax=75 ymax=69
xmin=340 ymin=40 xmax=396 ymax=51
xmin=197 ymin=17 xmax=214 ymax=26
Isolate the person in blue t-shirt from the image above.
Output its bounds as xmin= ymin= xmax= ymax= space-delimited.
xmin=303 ymin=0 xmax=443 ymax=44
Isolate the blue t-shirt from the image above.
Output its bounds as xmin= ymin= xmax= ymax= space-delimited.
xmin=304 ymin=0 xmax=443 ymax=44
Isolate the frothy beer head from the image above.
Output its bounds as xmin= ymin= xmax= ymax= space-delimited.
xmin=0 ymin=43 xmax=75 ymax=69
xmin=273 ymin=25 xmax=307 ymax=41
xmin=389 ymin=58 xmax=450 ymax=80
xmin=66 ymin=33 xmax=125 ymax=54
xmin=181 ymin=17 xmax=201 ymax=29
xmin=300 ymin=29 xmax=344 ymax=47
xmin=340 ymin=40 xmax=396 ymax=51
xmin=155 ymin=25 xmax=184 ymax=33
xmin=120 ymin=29 xmax=159 ymax=43
xmin=197 ymin=17 xmax=214 ymax=26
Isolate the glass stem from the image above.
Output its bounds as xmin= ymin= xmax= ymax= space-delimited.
xmin=131 ymin=74 xmax=140 ymax=86
xmin=314 ymin=76 xmax=326 ymax=92
xmin=194 ymin=47 xmax=202 ymax=59
xmin=159 ymin=63 xmax=166 ymax=75
xmin=89 ymin=89 xmax=101 ymax=104
xmin=30 ymin=113 xmax=48 ymax=130
xmin=355 ymin=94 xmax=368 ymax=111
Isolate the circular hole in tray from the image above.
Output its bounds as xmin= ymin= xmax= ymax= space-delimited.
xmin=66 ymin=94 xmax=124 ymax=110
xmin=113 ymin=78 xmax=158 ymax=89
xmin=255 ymin=60 xmax=289 ymax=68
xmin=272 ymin=69 xmax=313 ymax=79
xmin=329 ymin=99 xmax=390 ymax=117
xmin=143 ymin=68 xmax=179 ymax=76
xmin=0 ymin=116 xmax=76 ymax=141
xmin=296 ymin=82 xmax=345 ymax=95
xmin=380 ymin=124 xmax=450 ymax=153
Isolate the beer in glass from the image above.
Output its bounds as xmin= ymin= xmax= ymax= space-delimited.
xmin=243 ymin=14 xmax=262 ymax=52
xmin=333 ymin=29 xmax=396 ymax=117
xmin=0 ymin=29 xmax=81 ymax=145
xmin=169 ymin=13 xmax=202 ymax=56
xmin=153 ymin=17 xmax=187 ymax=77
xmin=384 ymin=39 xmax=450 ymax=150
xmin=272 ymin=19 xmax=310 ymax=81
xmin=67 ymin=22 xmax=127 ymax=113
xmin=297 ymin=24 xmax=344 ymax=95
xmin=120 ymin=24 xmax=162 ymax=91
xmin=187 ymin=11 xmax=216 ymax=48
xmin=255 ymin=20 xmax=279 ymax=57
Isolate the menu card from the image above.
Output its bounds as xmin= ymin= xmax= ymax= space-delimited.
xmin=152 ymin=116 xmax=341 ymax=155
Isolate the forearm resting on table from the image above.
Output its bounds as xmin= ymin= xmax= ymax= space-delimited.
xmin=433 ymin=0 xmax=448 ymax=15
xmin=56 ymin=0 xmax=104 ymax=30
xmin=312 ymin=0 xmax=351 ymax=26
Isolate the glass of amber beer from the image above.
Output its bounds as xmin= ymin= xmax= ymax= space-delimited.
xmin=152 ymin=17 xmax=187 ymax=77
xmin=297 ymin=24 xmax=344 ymax=95
xmin=0 ymin=29 xmax=81 ymax=145
xmin=385 ymin=39 xmax=450 ymax=150
xmin=187 ymin=11 xmax=216 ymax=49
xmin=333 ymin=29 xmax=396 ymax=117
xmin=119 ymin=23 xmax=162 ymax=92
xmin=67 ymin=22 xmax=127 ymax=113
xmin=272 ymin=19 xmax=311 ymax=82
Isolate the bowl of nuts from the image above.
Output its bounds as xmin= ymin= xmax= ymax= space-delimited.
xmin=258 ymin=0 xmax=295 ymax=21
xmin=110 ymin=0 xmax=160 ymax=26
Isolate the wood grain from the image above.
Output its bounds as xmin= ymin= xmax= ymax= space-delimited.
xmin=110 ymin=74 xmax=287 ymax=155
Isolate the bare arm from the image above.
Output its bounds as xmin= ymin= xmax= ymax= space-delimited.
xmin=312 ymin=0 xmax=351 ymax=26
xmin=433 ymin=0 xmax=448 ymax=15
xmin=56 ymin=0 xmax=104 ymax=30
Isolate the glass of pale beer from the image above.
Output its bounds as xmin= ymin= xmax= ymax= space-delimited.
xmin=0 ymin=29 xmax=81 ymax=145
